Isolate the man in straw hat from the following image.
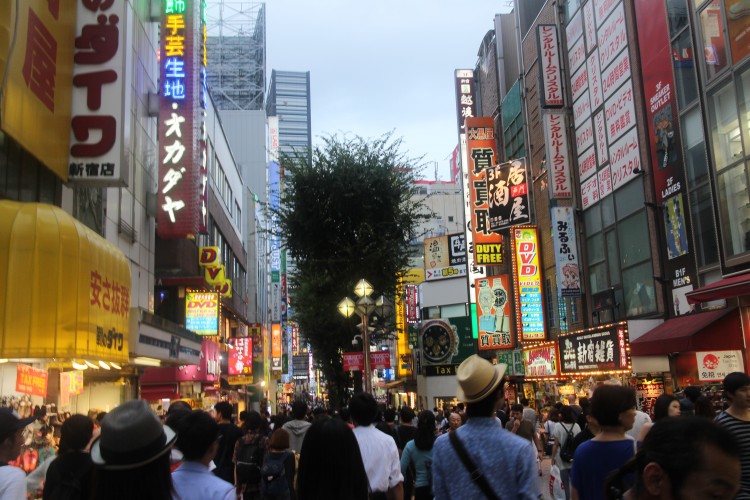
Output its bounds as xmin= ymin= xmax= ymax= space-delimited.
xmin=431 ymin=355 xmax=539 ymax=499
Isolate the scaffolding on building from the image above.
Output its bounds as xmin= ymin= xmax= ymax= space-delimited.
xmin=206 ymin=1 xmax=266 ymax=110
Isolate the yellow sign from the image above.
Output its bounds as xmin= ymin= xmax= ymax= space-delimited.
xmin=185 ymin=292 xmax=219 ymax=336
xmin=198 ymin=246 xmax=232 ymax=297
xmin=1 ymin=1 xmax=76 ymax=180
xmin=227 ymin=375 xmax=253 ymax=386
xmin=204 ymin=265 xmax=225 ymax=284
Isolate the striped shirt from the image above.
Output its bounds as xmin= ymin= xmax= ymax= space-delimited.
xmin=715 ymin=411 xmax=750 ymax=499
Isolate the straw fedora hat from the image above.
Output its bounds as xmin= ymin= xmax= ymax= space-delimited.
xmin=90 ymin=400 xmax=176 ymax=470
xmin=456 ymin=355 xmax=507 ymax=403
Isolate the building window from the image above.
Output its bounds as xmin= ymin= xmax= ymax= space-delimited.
xmin=698 ymin=1 xmax=729 ymax=81
xmin=545 ymin=277 xmax=556 ymax=329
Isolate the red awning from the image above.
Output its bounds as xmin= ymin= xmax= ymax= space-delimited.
xmin=139 ymin=384 xmax=179 ymax=401
xmin=686 ymin=272 xmax=750 ymax=304
xmin=630 ymin=308 xmax=742 ymax=356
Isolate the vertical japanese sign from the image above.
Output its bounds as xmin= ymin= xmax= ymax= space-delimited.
xmin=269 ymin=160 xmax=281 ymax=323
xmin=158 ymin=0 xmax=208 ymax=238
xmin=537 ymin=25 xmax=564 ymax=108
xmin=634 ymin=0 xmax=696 ymax=317
xmin=424 ymin=233 xmax=467 ymax=281
xmin=405 ymin=285 xmax=419 ymax=323
xmin=271 ymin=323 xmax=282 ymax=371
xmin=512 ymin=226 xmax=546 ymax=342
xmin=551 ymin=207 xmax=581 ymax=297
xmin=185 ymin=292 xmax=219 ymax=335
xmin=486 ymin=159 xmax=530 ymax=230
xmin=543 ymin=112 xmax=573 ymax=199
xmin=466 ymin=117 xmax=504 ymax=263
xmin=228 ymin=337 xmax=252 ymax=375
xmin=475 ymin=274 xmax=513 ymax=350
xmin=454 ymin=69 xmax=476 ymax=135
xmin=0 ymin=0 xmax=76 ymax=180
xmin=68 ymin=0 xmax=127 ymax=184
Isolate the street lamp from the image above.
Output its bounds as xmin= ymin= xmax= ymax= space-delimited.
xmin=338 ymin=279 xmax=392 ymax=394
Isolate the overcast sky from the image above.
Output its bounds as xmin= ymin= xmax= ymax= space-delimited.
xmin=265 ymin=1 xmax=512 ymax=181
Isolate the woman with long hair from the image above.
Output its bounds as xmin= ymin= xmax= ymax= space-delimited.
xmin=297 ymin=417 xmax=368 ymax=500
xmin=400 ymin=410 xmax=436 ymax=500
xmin=636 ymin=394 xmax=681 ymax=445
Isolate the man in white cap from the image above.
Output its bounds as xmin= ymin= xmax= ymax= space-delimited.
xmin=431 ymin=355 xmax=539 ymax=499
xmin=0 ymin=409 xmax=35 ymax=500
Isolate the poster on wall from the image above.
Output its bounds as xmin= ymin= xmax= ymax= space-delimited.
xmin=487 ymin=159 xmax=530 ymax=230
xmin=512 ymin=226 xmax=546 ymax=342
xmin=475 ymin=275 xmax=513 ymax=350
xmin=551 ymin=207 xmax=582 ymax=297
xmin=16 ymin=365 xmax=48 ymax=398
xmin=696 ymin=350 xmax=744 ymax=382
xmin=424 ymin=233 xmax=468 ymax=281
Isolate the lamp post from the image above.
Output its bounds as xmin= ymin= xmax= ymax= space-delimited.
xmin=338 ymin=279 xmax=392 ymax=395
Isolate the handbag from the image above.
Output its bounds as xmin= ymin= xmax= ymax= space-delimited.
xmin=448 ymin=431 xmax=501 ymax=500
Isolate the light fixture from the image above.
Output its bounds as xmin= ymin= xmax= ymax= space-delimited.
xmin=72 ymin=360 xmax=88 ymax=370
xmin=98 ymin=360 xmax=111 ymax=370
xmin=337 ymin=297 xmax=356 ymax=318
xmin=109 ymin=362 xmax=122 ymax=370
xmin=0 ymin=359 xmax=8 ymax=364
xmin=354 ymin=278 xmax=373 ymax=298
xmin=132 ymin=357 xmax=161 ymax=367
xmin=84 ymin=360 xmax=100 ymax=370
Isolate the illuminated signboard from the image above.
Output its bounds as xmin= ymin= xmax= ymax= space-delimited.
xmin=185 ymin=292 xmax=219 ymax=335
xmin=559 ymin=322 xmax=631 ymax=375
xmin=198 ymin=246 xmax=232 ymax=297
xmin=271 ymin=323 xmax=282 ymax=371
xmin=522 ymin=342 xmax=561 ymax=379
xmin=157 ymin=0 xmax=208 ymax=238
xmin=228 ymin=337 xmax=252 ymax=375
xmin=424 ymin=233 xmax=467 ymax=281
xmin=475 ymin=274 xmax=513 ymax=350
xmin=454 ymin=69 xmax=476 ymax=135
xmin=512 ymin=226 xmax=546 ymax=342
xmin=486 ymin=159 xmax=530 ymax=231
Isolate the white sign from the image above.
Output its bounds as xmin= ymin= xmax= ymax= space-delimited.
xmin=602 ymin=49 xmax=632 ymax=101
xmin=598 ymin=165 xmax=613 ymax=199
xmin=584 ymin=1 xmax=597 ymax=52
xmin=609 ymin=126 xmax=641 ymax=191
xmin=576 ymin=117 xmax=595 ymax=153
xmin=579 ymin=147 xmax=597 ymax=181
xmin=594 ymin=110 xmax=609 ymax=166
xmin=573 ymin=89 xmax=592 ymax=128
xmin=581 ymin=175 xmax=600 ymax=209
xmin=459 ymin=134 xmax=486 ymax=301
xmin=604 ymin=79 xmax=636 ymax=145
xmin=571 ymin=63 xmax=589 ymax=105
xmin=587 ymin=51 xmax=603 ymax=109
xmin=68 ymin=0 xmax=128 ymax=185
xmin=594 ymin=0 xmax=620 ymax=28
xmin=568 ymin=37 xmax=587 ymax=74
xmin=268 ymin=116 xmax=279 ymax=162
xmin=538 ymin=25 xmax=564 ymax=107
xmin=566 ymin=9 xmax=584 ymax=45
xmin=598 ymin=2 xmax=627 ymax=70
xmin=543 ymin=112 xmax=573 ymax=199
xmin=696 ymin=350 xmax=744 ymax=382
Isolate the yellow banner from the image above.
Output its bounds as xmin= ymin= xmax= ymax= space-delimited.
xmin=0 ymin=1 xmax=76 ymax=180
xmin=227 ymin=375 xmax=253 ymax=386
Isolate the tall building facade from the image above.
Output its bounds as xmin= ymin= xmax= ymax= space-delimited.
xmin=267 ymin=70 xmax=312 ymax=161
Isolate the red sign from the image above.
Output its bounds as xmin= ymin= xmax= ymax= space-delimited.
xmin=228 ymin=337 xmax=252 ymax=375
xmin=342 ymin=352 xmax=392 ymax=372
xmin=16 ymin=364 xmax=48 ymax=398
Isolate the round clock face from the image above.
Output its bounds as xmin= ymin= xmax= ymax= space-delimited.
xmin=493 ymin=288 xmax=507 ymax=307
xmin=421 ymin=321 xmax=454 ymax=363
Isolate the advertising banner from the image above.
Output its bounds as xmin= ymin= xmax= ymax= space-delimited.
xmin=271 ymin=323 xmax=282 ymax=371
xmin=466 ymin=117 xmax=503 ymax=262
xmin=420 ymin=317 xmax=474 ymax=365
xmin=227 ymin=375 xmax=253 ymax=385
xmin=575 ymin=118 xmax=594 ymax=157
xmin=636 ymin=376 xmax=665 ymax=417
xmin=573 ymin=89 xmax=592 ymax=129
xmin=568 ymin=37 xmax=587 ymax=74
xmin=551 ymin=207 xmax=582 ymax=297
xmin=424 ymin=233 xmax=468 ymax=281
xmin=157 ymin=0 xmax=208 ymax=237
xmin=185 ymin=292 xmax=219 ymax=335
xmin=228 ymin=337 xmax=252 ymax=375
xmin=475 ymin=275 xmax=513 ymax=350
xmin=634 ymin=0 xmax=697 ymax=317
xmin=454 ymin=70 xmax=476 ymax=134
xmin=604 ymin=81 xmax=636 ymax=146
xmin=579 ymin=147 xmax=597 ymax=182
xmin=594 ymin=110 xmax=609 ymax=167
xmin=559 ymin=322 xmax=631 ymax=375
xmin=609 ymin=127 xmax=641 ymax=191
xmin=587 ymin=51 xmax=603 ymax=109
xmin=512 ymin=227 xmax=546 ymax=342
xmin=598 ymin=165 xmax=613 ymax=199
xmin=405 ymin=285 xmax=419 ymax=323
xmin=538 ymin=25 xmax=564 ymax=108
xmin=581 ymin=174 xmax=600 ymax=209
xmin=342 ymin=352 xmax=392 ymax=371
xmin=487 ymin=159 xmax=530 ymax=230
xmin=584 ymin=1 xmax=597 ymax=51
xmin=571 ymin=64 xmax=589 ymax=105
xmin=597 ymin=2 xmax=627 ymax=70
xmin=601 ymin=50 xmax=632 ymax=102
xmin=543 ymin=112 xmax=573 ymax=200
xmin=696 ymin=350 xmax=744 ymax=382
xmin=523 ymin=342 xmax=561 ymax=379
xmin=497 ymin=349 xmax=525 ymax=376
xmin=16 ymin=364 xmax=48 ymax=398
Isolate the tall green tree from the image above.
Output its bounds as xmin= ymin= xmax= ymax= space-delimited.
xmin=276 ymin=134 xmax=431 ymax=408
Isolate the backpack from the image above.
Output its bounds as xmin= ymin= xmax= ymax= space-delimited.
xmin=260 ymin=451 xmax=289 ymax=498
xmin=559 ymin=424 xmax=576 ymax=463
xmin=235 ymin=438 xmax=262 ymax=485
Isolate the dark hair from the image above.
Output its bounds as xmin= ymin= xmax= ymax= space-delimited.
xmin=605 ymin=417 xmax=740 ymax=499
xmin=239 ymin=410 xmax=248 ymax=422
xmin=520 ymin=398 xmax=529 ymax=406
xmin=591 ymin=385 xmax=636 ymax=427
xmin=693 ymin=396 xmax=715 ymax=419
xmin=383 ymin=408 xmax=396 ymax=423
xmin=91 ymin=452 xmax=173 ymax=500
xmin=164 ymin=408 xmax=191 ymax=433
xmin=683 ymin=386 xmax=701 ymax=401
xmin=243 ymin=410 xmax=263 ymax=432
xmin=214 ymin=401 xmax=233 ymax=421
xmin=653 ymin=394 xmax=678 ymax=421
xmin=291 ymin=400 xmax=308 ymax=420
xmin=456 ymin=403 xmax=465 ymax=411
xmin=466 ymin=384 xmax=504 ymax=419
xmin=338 ymin=408 xmax=352 ymax=422
xmin=414 ymin=411 xmax=436 ymax=451
xmin=546 ymin=408 xmax=560 ymax=423
xmin=176 ymin=410 xmax=219 ymax=461
xmin=58 ymin=415 xmax=94 ymax=454
xmin=579 ymin=397 xmax=590 ymax=408
xmin=95 ymin=412 xmax=107 ymax=424
xmin=297 ymin=417 xmax=368 ymax=500
xmin=268 ymin=428 xmax=290 ymax=450
xmin=510 ymin=403 xmax=523 ymax=413
xmin=166 ymin=401 xmax=192 ymax=415
xmin=559 ymin=405 xmax=576 ymax=424
xmin=349 ymin=392 xmax=378 ymax=426
xmin=399 ymin=407 xmax=415 ymax=423
xmin=516 ymin=420 xmax=535 ymax=442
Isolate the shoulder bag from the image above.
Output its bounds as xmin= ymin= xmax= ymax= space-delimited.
xmin=448 ymin=431 xmax=501 ymax=500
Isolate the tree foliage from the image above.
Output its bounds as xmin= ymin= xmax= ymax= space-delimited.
xmin=276 ymin=133 xmax=431 ymax=408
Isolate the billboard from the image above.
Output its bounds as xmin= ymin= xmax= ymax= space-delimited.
xmin=454 ymin=70 xmax=476 ymax=135
xmin=271 ymin=323 xmax=282 ymax=371
xmin=342 ymin=352 xmax=392 ymax=371
xmin=559 ymin=322 xmax=631 ymax=375
xmin=68 ymin=0 xmax=128 ymax=185
xmin=475 ymin=274 xmax=513 ymax=350
xmin=538 ymin=25 xmax=564 ymax=108
xmin=228 ymin=337 xmax=252 ymax=375
xmin=185 ymin=292 xmax=219 ymax=336
xmin=487 ymin=159 xmax=530 ymax=231
xmin=419 ymin=317 xmax=474 ymax=366
xmin=551 ymin=207 xmax=582 ymax=297
xmin=424 ymin=233 xmax=467 ymax=281
xmin=512 ymin=226 xmax=546 ymax=342
xmin=543 ymin=112 xmax=573 ymax=199
xmin=523 ymin=342 xmax=561 ymax=379
xmin=157 ymin=0 xmax=208 ymax=238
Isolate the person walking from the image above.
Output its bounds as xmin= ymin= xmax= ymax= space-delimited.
xmin=281 ymin=401 xmax=311 ymax=455
xmin=551 ymin=406 xmax=581 ymax=500
xmin=715 ymin=372 xmax=750 ymax=499
xmin=41 ymin=415 xmax=94 ymax=500
xmin=396 ymin=407 xmax=418 ymax=500
xmin=400 ymin=410 xmax=436 ymax=500
xmin=431 ymin=355 xmax=538 ymax=499
xmin=212 ymin=401 xmax=243 ymax=484
xmin=234 ymin=411 xmax=269 ymax=500
xmin=260 ymin=429 xmax=296 ymax=500
xmin=171 ymin=410 xmax=235 ymax=500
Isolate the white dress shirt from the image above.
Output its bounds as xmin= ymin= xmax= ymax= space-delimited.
xmin=353 ymin=424 xmax=404 ymax=493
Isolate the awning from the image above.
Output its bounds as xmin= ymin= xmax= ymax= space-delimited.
xmin=0 ymin=201 xmax=131 ymax=362
xmin=686 ymin=272 xmax=750 ymax=304
xmin=139 ymin=384 xmax=179 ymax=401
xmin=630 ymin=308 xmax=742 ymax=356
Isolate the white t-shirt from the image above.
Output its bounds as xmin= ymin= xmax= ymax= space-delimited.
xmin=552 ymin=421 xmax=581 ymax=470
xmin=0 ymin=465 xmax=27 ymax=500
xmin=353 ymin=424 xmax=404 ymax=493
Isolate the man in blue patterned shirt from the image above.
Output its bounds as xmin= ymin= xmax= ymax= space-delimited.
xmin=432 ymin=355 xmax=540 ymax=499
